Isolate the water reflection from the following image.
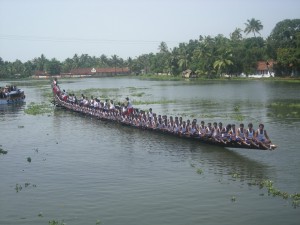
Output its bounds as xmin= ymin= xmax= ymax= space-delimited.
xmin=0 ymin=103 xmax=25 ymax=118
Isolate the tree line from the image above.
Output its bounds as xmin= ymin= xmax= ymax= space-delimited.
xmin=0 ymin=18 xmax=299 ymax=79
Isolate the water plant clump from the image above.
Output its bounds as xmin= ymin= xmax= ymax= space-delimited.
xmin=248 ymin=179 xmax=300 ymax=208
xmin=291 ymin=193 xmax=300 ymax=208
xmin=0 ymin=147 xmax=8 ymax=155
xmin=15 ymin=184 xmax=22 ymax=192
xmin=196 ymin=168 xmax=203 ymax=174
xmin=48 ymin=220 xmax=66 ymax=225
xmin=133 ymin=99 xmax=176 ymax=105
xmin=131 ymin=92 xmax=145 ymax=97
xmin=267 ymin=101 xmax=300 ymax=118
xmin=25 ymin=102 xmax=53 ymax=115
xmin=231 ymin=196 xmax=236 ymax=202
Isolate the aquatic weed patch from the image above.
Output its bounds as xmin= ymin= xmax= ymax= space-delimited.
xmin=249 ymin=179 xmax=300 ymax=208
xmin=267 ymin=101 xmax=300 ymax=118
xmin=25 ymin=102 xmax=53 ymax=115
xmin=133 ymin=99 xmax=176 ymax=105
xmin=225 ymin=172 xmax=300 ymax=208
xmin=0 ymin=147 xmax=8 ymax=155
xmin=48 ymin=220 xmax=66 ymax=225
xmin=231 ymin=105 xmax=245 ymax=121
xmin=71 ymin=87 xmax=120 ymax=97
xmin=131 ymin=92 xmax=146 ymax=97
xmin=15 ymin=182 xmax=37 ymax=193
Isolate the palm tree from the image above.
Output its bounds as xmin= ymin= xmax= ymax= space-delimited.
xmin=177 ymin=43 xmax=190 ymax=71
xmin=230 ymin=28 xmax=243 ymax=41
xmin=158 ymin=41 xmax=169 ymax=54
xmin=213 ymin=50 xmax=233 ymax=75
xmin=244 ymin=18 xmax=263 ymax=37
xmin=33 ymin=54 xmax=47 ymax=71
xmin=111 ymin=55 xmax=120 ymax=75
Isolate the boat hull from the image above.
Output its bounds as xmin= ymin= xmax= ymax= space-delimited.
xmin=0 ymin=90 xmax=26 ymax=105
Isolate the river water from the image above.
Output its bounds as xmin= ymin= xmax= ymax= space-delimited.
xmin=0 ymin=77 xmax=299 ymax=225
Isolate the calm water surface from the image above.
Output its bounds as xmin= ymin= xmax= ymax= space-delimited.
xmin=0 ymin=78 xmax=299 ymax=225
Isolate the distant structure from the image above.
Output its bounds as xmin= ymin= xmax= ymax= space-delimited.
xmin=255 ymin=60 xmax=275 ymax=76
xmin=33 ymin=67 xmax=130 ymax=78
xmin=70 ymin=67 xmax=130 ymax=76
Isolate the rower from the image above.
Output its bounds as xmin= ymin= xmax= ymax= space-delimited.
xmin=255 ymin=123 xmax=276 ymax=149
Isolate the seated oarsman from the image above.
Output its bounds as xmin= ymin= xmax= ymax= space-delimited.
xmin=103 ymin=99 xmax=109 ymax=110
xmin=211 ymin=122 xmax=222 ymax=142
xmin=179 ymin=121 xmax=187 ymax=135
xmin=212 ymin=122 xmax=218 ymax=136
xmin=245 ymin=123 xmax=259 ymax=148
xmin=174 ymin=117 xmax=180 ymax=134
xmin=189 ymin=119 xmax=199 ymax=137
xmin=109 ymin=100 xmax=115 ymax=110
xmin=223 ymin=124 xmax=233 ymax=142
xmin=93 ymin=99 xmax=99 ymax=108
xmin=168 ymin=117 xmax=175 ymax=133
xmin=205 ymin=122 xmax=212 ymax=138
xmin=255 ymin=123 xmax=276 ymax=149
xmin=156 ymin=115 xmax=163 ymax=129
xmin=179 ymin=117 xmax=183 ymax=126
xmin=141 ymin=114 xmax=148 ymax=127
xmin=151 ymin=114 xmax=158 ymax=129
xmin=236 ymin=123 xmax=250 ymax=146
xmin=199 ymin=121 xmax=206 ymax=137
xmin=61 ymin=89 xmax=68 ymax=101
xmin=217 ymin=122 xmax=226 ymax=138
xmin=162 ymin=117 xmax=169 ymax=131
xmin=230 ymin=124 xmax=237 ymax=141
xmin=183 ymin=119 xmax=191 ymax=136
xmin=90 ymin=96 xmax=95 ymax=107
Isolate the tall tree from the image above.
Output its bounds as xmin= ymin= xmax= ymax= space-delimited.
xmin=47 ymin=58 xmax=61 ymax=75
xmin=158 ymin=41 xmax=169 ymax=54
xmin=33 ymin=54 xmax=47 ymax=71
xmin=267 ymin=19 xmax=300 ymax=75
xmin=230 ymin=28 xmax=243 ymax=41
xmin=111 ymin=55 xmax=120 ymax=75
xmin=244 ymin=18 xmax=263 ymax=37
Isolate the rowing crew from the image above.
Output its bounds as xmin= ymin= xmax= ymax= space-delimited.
xmin=54 ymin=89 xmax=276 ymax=149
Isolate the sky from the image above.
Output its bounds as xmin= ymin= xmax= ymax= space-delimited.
xmin=0 ymin=0 xmax=299 ymax=62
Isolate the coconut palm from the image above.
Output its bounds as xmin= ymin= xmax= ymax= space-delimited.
xmin=230 ymin=28 xmax=243 ymax=41
xmin=244 ymin=18 xmax=263 ymax=37
xmin=213 ymin=50 xmax=233 ymax=75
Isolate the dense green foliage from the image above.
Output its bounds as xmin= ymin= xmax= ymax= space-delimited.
xmin=0 ymin=19 xmax=299 ymax=79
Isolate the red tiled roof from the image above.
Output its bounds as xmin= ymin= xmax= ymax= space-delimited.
xmin=34 ymin=70 xmax=48 ymax=76
xmin=257 ymin=60 xmax=274 ymax=71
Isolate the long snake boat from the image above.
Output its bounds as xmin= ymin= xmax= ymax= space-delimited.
xmin=52 ymin=83 xmax=277 ymax=150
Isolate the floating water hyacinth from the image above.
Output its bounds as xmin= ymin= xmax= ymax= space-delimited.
xmin=0 ymin=148 xmax=8 ymax=155
xmin=24 ymin=102 xmax=53 ymax=115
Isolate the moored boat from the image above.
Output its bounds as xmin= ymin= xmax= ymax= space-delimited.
xmin=0 ymin=85 xmax=26 ymax=105
xmin=51 ymin=82 xmax=277 ymax=151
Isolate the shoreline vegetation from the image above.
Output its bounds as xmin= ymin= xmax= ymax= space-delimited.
xmin=1 ymin=74 xmax=300 ymax=82
xmin=0 ymin=19 xmax=299 ymax=79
